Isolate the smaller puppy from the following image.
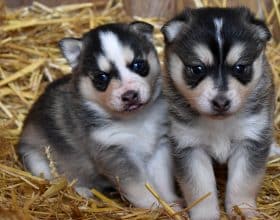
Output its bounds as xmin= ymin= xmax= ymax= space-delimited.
xmin=162 ymin=7 xmax=274 ymax=219
xmin=17 ymin=22 xmax=178 ymax=208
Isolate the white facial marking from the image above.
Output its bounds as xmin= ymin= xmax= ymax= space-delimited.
xmin=252 ymin=53 xmax=264 ymax=81
xmin=97 ymin=55 xmax=111 ymax=72
xmin=194 ymin=44 xmax=214 ymax=65
xmin=169 ymin=54 xmax=185 ymax=88
xmin=147 ymin=51 xmax=160 ymax=77
xmin=98 ymin=31 xmax=152 ymax=111
xmin=226 ymin=77 xmax=243 ymax=113
xmin=214 ymin=18 xmax=224 ymax=65
xmin=214 ymin=18 xmax=223 ymax=51
xmin=123 ymin=46 xmax=134 ymax=64
xmin=226 ymin=43 xmax=245 ymax=65
xmin=196 ymin=79 xmax=217 ymax=113
xmin=99 ymin=31 xmax=126 ymax=66
xmin=169 ymin=53 xmax=218 ymax=115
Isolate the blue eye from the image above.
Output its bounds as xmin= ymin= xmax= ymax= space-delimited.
xmin=233 ymin=64 xmax=246 ymax=74
xmin=129 ymin=59 xmax=149 ymax=76
xmin=188 ymin=65 xmax=206 ymax=74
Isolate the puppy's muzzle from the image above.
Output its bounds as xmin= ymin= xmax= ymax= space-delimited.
xmin=211 ymin=95 xmax=231 ymax=114
xmin=121 ymin=90 xmax=142 ymax=112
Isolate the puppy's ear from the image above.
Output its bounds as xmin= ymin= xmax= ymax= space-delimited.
xmin=59 ymin=38 xmax=83 ymax=68
xmin=161 ymin=9 xmax=191 ymax=43
xmin=238 ymin=7 xmax=271 ymax=43
xmin=129 ymin=21 xmax=154 ymax=42
xmin=250 ymin=17 xmax=271 ymax=42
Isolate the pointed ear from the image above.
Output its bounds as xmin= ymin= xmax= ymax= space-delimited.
xmin=161 ymin=9 xmax=191 ymax=43
xmin=161 ymin=20 xmax=185 ymax=43
xmin=238 ymin=7 xmax=271 ymax=43
xmin=250 ymin=18 xmax=271 ymax=42
xmin=59 ymin=38 xmax=83 ymax=68
xmin=129 ymin=21 xmax=154 ymax=42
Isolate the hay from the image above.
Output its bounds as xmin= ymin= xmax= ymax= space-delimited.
xmin=0 ymin=0 xmax=279 ymax=219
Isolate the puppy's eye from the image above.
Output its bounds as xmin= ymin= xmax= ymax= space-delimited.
xmin=233 ymin=64 xmax=246 ymax=74
xmin=188 ymin=65 xmax=206 ymax=75
xmin=231 ymin=64 xmax=252 ymax=85
xmin=90 ymin=72 xmax=110 ymax=91
xmin=129 ymin=59 xmax=149 ymax=77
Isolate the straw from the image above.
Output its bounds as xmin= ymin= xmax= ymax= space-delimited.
xmin=0 ymin=0 xmax=279 ymax=219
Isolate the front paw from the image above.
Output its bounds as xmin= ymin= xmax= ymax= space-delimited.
xmin=167 ymin=197 xmax=184 ymax=212
xmin=190 ymin=211 xmax=220 ymax=220
xmin=227 ymin=203 xmax=259 ymax=219
xmin=75 ymin=186 xmax=94 ymax=198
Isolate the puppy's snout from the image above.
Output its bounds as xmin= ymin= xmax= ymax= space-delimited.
xmin=121 ymin=90 xmax=139 ymax=104
xmin=212 ymin=95 xmax=231 ymax=113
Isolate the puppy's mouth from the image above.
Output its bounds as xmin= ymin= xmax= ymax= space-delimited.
xmin=123 ymin=103 xmax=144 ymax=112
xmin=207 ymin=112 xmax=233 ymax=120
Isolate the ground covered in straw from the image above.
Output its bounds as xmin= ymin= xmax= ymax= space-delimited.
xmin=0 ymin=1 xmax=280 ymax=219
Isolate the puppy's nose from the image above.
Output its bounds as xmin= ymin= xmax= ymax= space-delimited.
xmin=121 ymin=90 xmax=139 ymax=103
xmin=212 ymin=96 xmax=231 ymax=112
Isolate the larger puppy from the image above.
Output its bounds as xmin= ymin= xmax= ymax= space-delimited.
xmin=161 ymin=7 xmax=274 ymax=219
xmin=17 ymin=22 xmax=178 ymax=208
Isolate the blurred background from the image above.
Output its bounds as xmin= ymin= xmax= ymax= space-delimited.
xmin=3 ymin=0 xmax=279 ymax=41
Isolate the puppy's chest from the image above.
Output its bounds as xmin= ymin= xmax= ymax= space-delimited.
xmin=92 ymin=103 xmax=167 ymax=155
xmin=173 ymin=112 xmax=267 ymax=163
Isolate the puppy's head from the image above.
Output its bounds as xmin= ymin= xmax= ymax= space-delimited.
xmin=59 ymin=22 xmax=160 ymax=116
xmin=162 ymin=7 xmax=271 ymax=119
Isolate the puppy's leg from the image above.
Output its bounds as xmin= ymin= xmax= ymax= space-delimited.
xmin=19 ymin=148 xmax=52 ymax=180
xmin=226 ymin=141 xmax=269 ymax=218
xmin=175 ymin=147 xmax=219 ymax=220
xmin=147 ymin=141 xmax=179 ymax=206
xmin=96 ymin=146 xmax=159 ymax=208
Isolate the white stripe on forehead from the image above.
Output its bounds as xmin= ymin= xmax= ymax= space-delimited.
xmin=225 ymin=43 xmax=245 ymax=65
xmin=194 ymin=44 xmax=214 ymax=65
xmin=214 ymin=18 xmax=223 ymax=50
xmin=97 ymin=55 xmax=111 ymax=72
xmin=214 ymin=18 xmax=223 ymax=64
xmin=99 ymin=31 xmax=134 ymax=66
xmin=99 ymin=31 xmax=125 ymax=65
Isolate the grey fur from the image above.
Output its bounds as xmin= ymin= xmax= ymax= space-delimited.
xmin=162 ymin=7 xmax=274 ymax=219
xmin=17 ymin=22 xmax=178 ymax=208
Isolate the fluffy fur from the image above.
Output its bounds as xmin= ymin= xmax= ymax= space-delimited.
xmin=17 ymin=22 xmax=178 ymax=208
xmin=161 ymin=7 xmax=274 ymax=219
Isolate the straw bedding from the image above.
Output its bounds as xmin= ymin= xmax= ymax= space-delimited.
xmin=0 ymin=0 xmax=279 ymax=219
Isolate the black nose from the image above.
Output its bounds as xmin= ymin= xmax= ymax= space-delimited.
xmin=212 ymin=96 xmax=231 ymax=112
xmin=121 ymin=90 xmax=139 ymax=103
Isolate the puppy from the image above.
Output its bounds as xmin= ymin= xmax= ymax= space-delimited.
xmin=161 ymin=7 xmax=274 ymax=219
xmin=17 ymin=22 xmax=178 ymax=208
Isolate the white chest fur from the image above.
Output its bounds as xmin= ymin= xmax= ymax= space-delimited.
xmin=91 ymin=98 xmax=168 ymax=155
xmin=172 ymin=110 xmax=268 ymax=163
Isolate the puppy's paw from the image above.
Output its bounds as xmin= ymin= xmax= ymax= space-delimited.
xmin=169 ymin=198 xmax=184 ymax=212
xmin=130 ymin=195 xmax=160 ymax=209
xmin=75 ymin=186 xmax=94 ymax=198
xmin=190 ymin=212 xmax=220 ymax=220
xmin=228 ymin=204 xmax=259 ymax=220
